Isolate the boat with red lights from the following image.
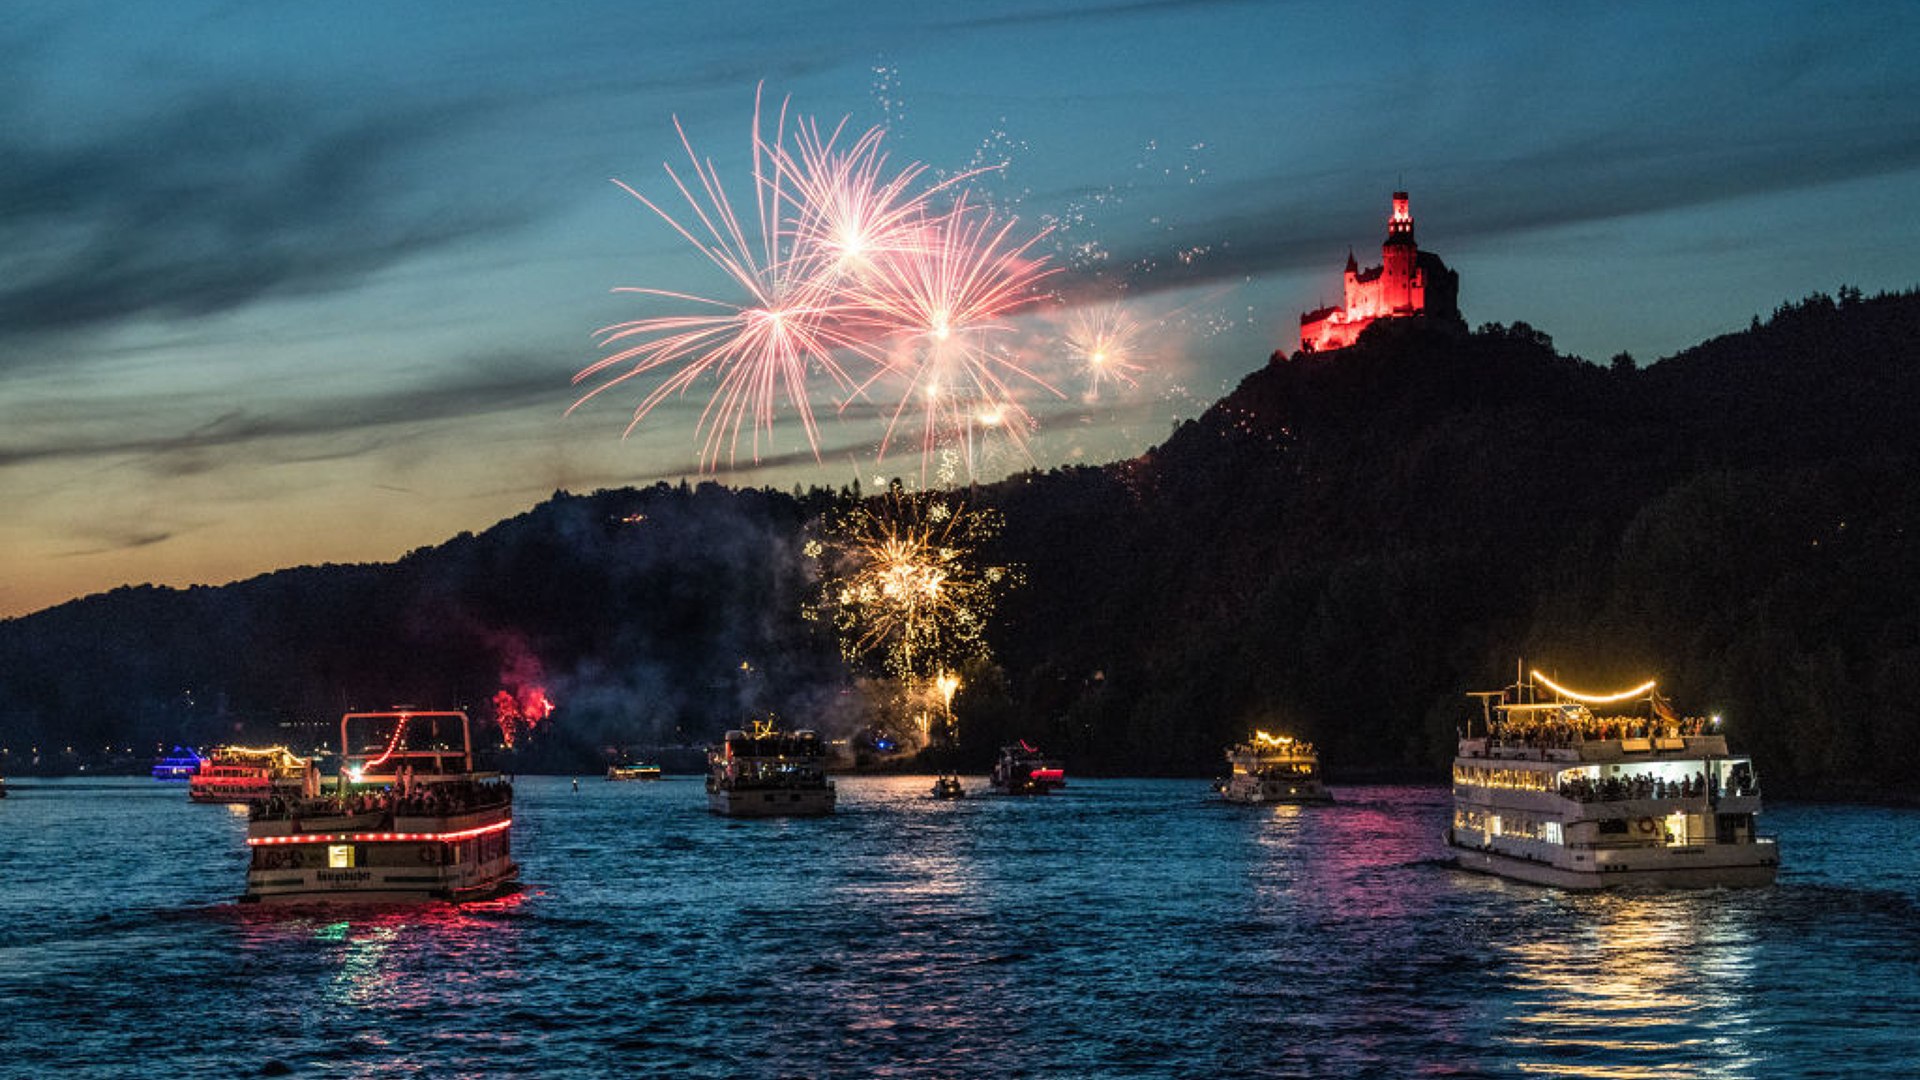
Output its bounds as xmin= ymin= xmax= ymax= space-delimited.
xmin=1447 ymin=667 xmax=1779 ymax=890
xmin=1221 ymin=731 xmax=1332 ymax=804
xmin=706 ymin=719 xmax=835 ymax=817
xmin=241 ymin=709 xmax=517 ymax=904
xmin=188 ymin=745 xmax=319 ymax=804
xmin=990 ymin=741 xmax=1065 ymax=795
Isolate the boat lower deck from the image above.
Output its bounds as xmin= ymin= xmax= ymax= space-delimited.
xmin=707 ymin=786 xmax=836 ymax=817
xmin=1447 ymin=831 xmax=1778 ymax=890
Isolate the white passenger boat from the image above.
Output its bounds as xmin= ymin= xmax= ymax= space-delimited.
xmin=241 ymin=709 xmax=517 ymax=903
xmin=1447 ymin=667 xmax=1779 ymax=889
xmin=706 ymin=720 xmax=835 ymax=817
xmin=188 ymin=745 xmax=319 ymax=804
xmin=1221 ymin=731 xmax=1332 ymax=804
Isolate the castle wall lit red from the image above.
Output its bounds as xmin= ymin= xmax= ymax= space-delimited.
xmin=1298 ymin=192 xmax=1459 ymax=353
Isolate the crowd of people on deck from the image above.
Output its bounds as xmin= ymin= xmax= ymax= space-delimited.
xmin=1557 ymin=771 xmax=1709 ymax=803
xmin=247 ymin=777 xmax=513 ymax=821
xmin=1479 ymin=714 xmax=1716 ymax=755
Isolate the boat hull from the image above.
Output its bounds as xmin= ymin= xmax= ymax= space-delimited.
xmin=242 ymin=812 xmax=517 ymax=904
xmin=1221 ymin=779 xmax=1332 ymax=805
xmin=1446 ymin=831 xmax=1778 ymax=890
xmin=707 ymin=786 xmax=836 ymax=817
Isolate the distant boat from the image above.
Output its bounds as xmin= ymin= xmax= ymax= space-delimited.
xmin=990 ymin=741 xmax=1065 ymax=795
xmin=241 ymin=709 xmax=517 ymax=904
xmin=706 ymin=719 xmax=835 ymax=817
xmin=1220 ymin=731 xmax=1332 ymax=805
xmin=606 ymin=762 xmax=662 ymax=781
xmin=151 ymin=747 xmax=205 ymax=782
xmin=188 ymin=745 xmax=319 ymax=804
xmin=930 ymin=775 xmax=965 ymax=799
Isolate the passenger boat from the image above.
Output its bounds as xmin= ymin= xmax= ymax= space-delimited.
xmin=151 ymin=747 xmax=205 ymax=781
xmin=1221 ymin=730 xmax=1332 ymax=804
xmin=188 ymin=745 xmax=319 ymax=803
xmin=706 ymin=719 xmax=835 ymax=817
xmin=930 ymin=775 xmax=965 ymax=799
xmin=606 ymin=762 xmax=662 ymax=781
xmin=990 ymin=741 xmax=1065 ymax=795
xmin=241 ymin=709 xmax=517 ymax=903
xmin=1447 ymin=667 xmax=1779 ymax=889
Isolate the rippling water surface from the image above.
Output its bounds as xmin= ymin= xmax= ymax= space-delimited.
xmin=2 ymin=777 xmax=1917 ymax=1078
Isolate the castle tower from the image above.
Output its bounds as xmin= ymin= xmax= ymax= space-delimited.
xmin=1295 ymin=190 xmax=1459 ymax=354
xmin=1380 ymin=191 xmax=1418 ymax=313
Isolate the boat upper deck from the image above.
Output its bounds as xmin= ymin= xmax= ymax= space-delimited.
xmin=1457 ymin=732 xmax=1732 ymax=766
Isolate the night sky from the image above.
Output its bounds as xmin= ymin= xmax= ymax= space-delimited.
xmin=4 ymin=1 xmax=1917 ymax=618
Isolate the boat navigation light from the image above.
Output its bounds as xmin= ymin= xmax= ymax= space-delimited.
xmin=347 ymin=766 xmax=364 ymax=783
xmin=1711 ymin=714 xmax=1722 ymax=727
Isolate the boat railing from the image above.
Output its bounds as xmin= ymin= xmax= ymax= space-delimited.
xmin=247 ymin=779 xmax=513 ymax=826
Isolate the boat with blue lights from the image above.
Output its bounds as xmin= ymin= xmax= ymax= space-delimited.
xmin=606 ymin=761 xmax=662 ymax=781
xmin=1221 ymin=731 xmax=1332 ymax=804
xmin=241 ymin=709 xmax=517 ymax=904
xmin=151 ymin=747 xmax=205 ymax=781
xmin=188 ymin=745 xmax=319 ymax=803
xmin=990 ymin=741 xmax=1065 ymax=795
xmin=1447 ymin=667 xmax=1779 ymax=890
xmin=706 ymin=719 xmax=835 ymax=817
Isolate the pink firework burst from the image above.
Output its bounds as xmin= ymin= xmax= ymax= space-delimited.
xmin=846 ymin=195 xmax=1062 ymax=479
xmin=577 ymin=91 xmax=1062 ymax=481
xmin=570 ymin=89 xmax=868 ymax=470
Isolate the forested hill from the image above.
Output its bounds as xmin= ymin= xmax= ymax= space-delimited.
xmin=983 ymin=288 xmax=1920 ymax=796
xmin=4 ymin=288 xmax=1918 ymax=798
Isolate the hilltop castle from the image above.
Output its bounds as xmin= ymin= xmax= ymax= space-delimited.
xmin=1298 ymin=192 xmax=1459 ymax=353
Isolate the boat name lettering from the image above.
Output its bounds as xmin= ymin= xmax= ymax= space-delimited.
xmin=317 ymin=870 xmax=373 ymax=884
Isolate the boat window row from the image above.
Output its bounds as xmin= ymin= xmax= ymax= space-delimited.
xmin=1453 ymin=764 xmax=1556 ymax=792
xmin=1454 ymin=808 xmax=1565 ymax=846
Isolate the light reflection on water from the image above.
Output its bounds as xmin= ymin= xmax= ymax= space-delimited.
xmin=0 ymin=777 xmax=1915 ymax=1077
xmin=1497 ymin=893 xmax=1762 ymax=1078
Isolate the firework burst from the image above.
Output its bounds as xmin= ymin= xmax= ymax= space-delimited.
xmin=569 ymin=89 xmax=870 ymax=469
xmin=814 ymin=484 xmax=1014 ymax=684
xmin=847 ymin=195 xmax=1062 ymax=478
xmin=1064 ymin=300 xmax=1147 ymax=401
xmin=576 ymin=91 xmax=1064 ymax=482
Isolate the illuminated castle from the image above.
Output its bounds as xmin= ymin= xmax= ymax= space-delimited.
xmin=1297 ymin=191 xmax=1459 ymax=353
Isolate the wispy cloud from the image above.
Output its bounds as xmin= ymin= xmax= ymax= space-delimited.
xmin=0 ymin=352 xmax=562 ymax=470
xmin=0 ymin=86 xmax=538 ymax=360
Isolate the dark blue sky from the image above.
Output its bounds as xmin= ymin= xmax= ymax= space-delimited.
xmin=4 ymin=0 xmax=1916 ymax=616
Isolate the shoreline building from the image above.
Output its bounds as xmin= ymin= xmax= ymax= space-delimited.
xmin=1298 ymin=191 xmax=1459 ymax=353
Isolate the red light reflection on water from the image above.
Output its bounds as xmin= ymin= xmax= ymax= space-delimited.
xmin=223 ymin=891 xmax=531 ymax=1010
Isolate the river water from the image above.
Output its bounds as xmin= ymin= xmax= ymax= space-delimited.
xmin=1 ymin=777 xmax=1915 ymax=1078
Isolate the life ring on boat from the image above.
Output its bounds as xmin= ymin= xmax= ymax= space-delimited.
xmin=1635 ymin=816 xmax=1657 ymax=836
